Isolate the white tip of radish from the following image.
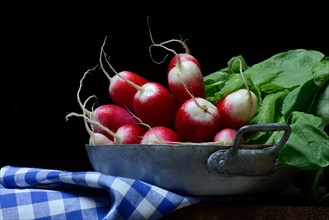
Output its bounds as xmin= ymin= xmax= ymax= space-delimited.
xmin=175 ymin=97 xmax=221 ymax=142
xmin=168 ymin=60 xmax=205 ymax=107
xmin=89 ymin=132 xmax=114 ymax=145
xmin=141 ymin=126 xmax=181 ymax=144
xmin=115 ymin=123 xmax=147 ymax=144
xmin=216 ymin=88 xmax=258 ymax=129
xmin=168 ymin=60 xmax=201 ymax=83
xmin=184 ymin=98 xmax=219 ymax=123
xmin=213 ymin=128 xmax=243 ymax=146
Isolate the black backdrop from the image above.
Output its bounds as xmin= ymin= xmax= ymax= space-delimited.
xmin=3 ymin=9 xmax=329 ymax=172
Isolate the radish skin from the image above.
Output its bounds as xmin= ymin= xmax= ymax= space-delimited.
xmin=66 ymin=96 xmax=114 ymax=145
xmin=91 ymin=104 xmax=139 ymax=139
xmin=133 ymin=82 xmax=176 ymax=128
xmin=146 ymin=20 xmax=205 ymax=107
xmin=99 ymin=36 xmax=149 ymax=110
xmin=213 ymin=128 xmax=243 ymax=146
xmin=167 ymin=53 xmax=201 ymax=74
xmin=90 ymin=133 xmax=114 ymax=145
xmin=74 ymin=66 xmax=138 ymax=140
xmin=175 ymin=97 xmax=221 ymax=142
xmin=215 ymin=59 xmax=258 ymax=130
xmin=168 ymin=59 xmax=205 ymax=107
xmin=215 ymin=88 xmax=257 ymax=130
xmin=66 ymin=111 xmax=145 ymax=144
xmin=141 ymin=126 xmax=181 ymax=144
xmin=115 ymin=123 xmax=147 ymax=144
xmin=98 ymin=36 xmax=176 ymax=128
xmin=108 ymin=71 xmax=148 ymax=110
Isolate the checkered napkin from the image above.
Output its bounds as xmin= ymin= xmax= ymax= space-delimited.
xmin=0 ymin=166 xmax=201 ymax=220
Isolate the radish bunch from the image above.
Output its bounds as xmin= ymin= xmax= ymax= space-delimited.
xmin=66 ymin=33 xmax=258 ymax=146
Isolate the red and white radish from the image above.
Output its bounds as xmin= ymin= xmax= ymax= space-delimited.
xmin=167 ymin=53 xmax=201 ymax=74
xmin=102 ymin=50 xmax=177 ymax=128
xmin=115 ymin=123 xmax=147 ymax=144
xmin=66 ymin=111 xmax=113 ymax=145
xmin=66 ymin=95 xmax=114 ymax=145
xmin=215 ymin=89 xmax=257 ymax=129
xmin=133 ymin=81 xmax=177 ymax=127
xmin=141 ymin=126 xmax=181 ymax=144
xmin=213 ymin=128 xmax=243 ymax=146
xmin=99 ymin=36 xmax=149 ymax=111
xmin=168 ymin=59 xmax=205 ymax=107
xmin=215 ymin=59 xmax=258 ymax=130
xmin=175 ymin=97 xmax=221 ymax=142
xmin=90 ymin=103 xmax=139 ymax=139
xmin=147 ymin=21 xmax=205 ymax=107
xmin=75 ymin=66 xmax=139 ymax=140
xmin=66 ymin=111 xmax=146 ymax=144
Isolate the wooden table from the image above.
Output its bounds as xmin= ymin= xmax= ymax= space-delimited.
xmin=161 ymin=203 xmax=329 ymax=220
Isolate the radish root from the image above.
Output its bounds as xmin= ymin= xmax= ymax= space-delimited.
xmin=237 ymin=58 xmax=251 ymax=94
xmin=125 ymin=106 xmax=166 ymax=144
xmin=177 ymin=71 xmax=209 ymax=113
xmin=76 ymin=65 xmax=99 ymax=117
xmin=99 ymin=36 xmax=144 ymax=93
xmin=99 ymin=35 xmax=112 ymax=82
xmin=66 ymin=95 xmax=121 ymax=144
xmin=237 ymin=58 xmax=257 ymax=119
xmin=147 ymin=16 xmax=189 ymax=65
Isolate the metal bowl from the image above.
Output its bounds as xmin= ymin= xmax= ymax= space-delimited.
xmin=86 ymin=123 xmax=298 ymax=196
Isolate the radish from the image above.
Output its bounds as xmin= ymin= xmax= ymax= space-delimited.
xmin=215 ymin=89 xmax=258 ymax=129
xmin=115 ymin=123 xmax=147 ymax=144
xmin=174 ymin=97 xmax=221 ymax=142
xmin=101 ymin=50 xmax=177 ymax=128
xmin=215 ymin=59 xmax=258 ymax=130
xmin=99 ymin=36 xmax=149 ymax=111
xmin=75 ymin=66 xmax=139 ymax=140
xmin=66 ymin=111 xmax=146 ymax=144
xmin=66 ymin=112 xmax=114 ymax=145
xmin=66 ymin=95 xmax=114 ymax=145
xmin=147 ymin=20 xmax=205 ymax=107
xmin=141 ymin=126 xmax=181 ymax=144
xmin=167 ymin=53 xmax=201 ymax=75
xmin=168 ymin=59 xmax=205 ymax=107
xmin=90 ymin=103 xmax=139 ymax=139
xmin=132 ymin=81 xmax=177 ymax=127
xmin=213 ymin=128 xmax=244 ymax=146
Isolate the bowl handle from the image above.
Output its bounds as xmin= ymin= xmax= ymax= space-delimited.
xmin=207 ymin=123 xmax=291 ymax=176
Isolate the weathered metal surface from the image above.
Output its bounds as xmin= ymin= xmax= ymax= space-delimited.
xmin=86 ymin=123 xmax=297 ymax=196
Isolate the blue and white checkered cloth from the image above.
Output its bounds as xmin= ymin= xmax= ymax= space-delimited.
xmin=0 ymin=166 xmax=201 ymax=220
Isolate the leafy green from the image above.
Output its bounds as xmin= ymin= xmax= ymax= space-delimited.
xmin=281 ymin=78 xmax=320 ymax=120
xmin=311 ymin=79 xmax=329 ymax=128
xmin=204 ymin=49 xmax=329 ymax=202
xmin=245 ymin=49 xmax=325 ymax=89
xmin=275 ymin=112 xmax=329 ymax=169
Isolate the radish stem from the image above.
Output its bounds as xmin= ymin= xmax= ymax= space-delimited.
xmin=77 ymin=65 xmax=98 ymax=117
xmin=66 ymin=111 xmax=121 ymax=143
xmin=99 ymin=39 xmax=144 ymax=93
xmin=177 ymin=71 xmax=209 ymax=113
xmin=237 ymin=58 xmax=251 ymax=95
xmin=99 ymin=35 xmax=112 ymax=82
xmin=147 ymin=16 xmax=189 ymax=65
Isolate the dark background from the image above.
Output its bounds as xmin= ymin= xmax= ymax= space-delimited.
xmin=3 ymin=9 xmax=329 ymax=172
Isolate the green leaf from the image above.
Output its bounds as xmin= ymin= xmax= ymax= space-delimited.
xmin=277 ymin=112 xmax=329 ymax=170
xmin=227 ymin=55 xmax=248 ymax=73
xmin=245 ymin=49 xmax=325 ymax=89
xmin=282 ymin=79 xmax=320 ymax=120
xmin=245 ymin=90 xmax=289 ymax=143
xmin=311 ymin=81 xmax=329 ymax=128
xmin=313 ymin=58 xmax=329 ymax=87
